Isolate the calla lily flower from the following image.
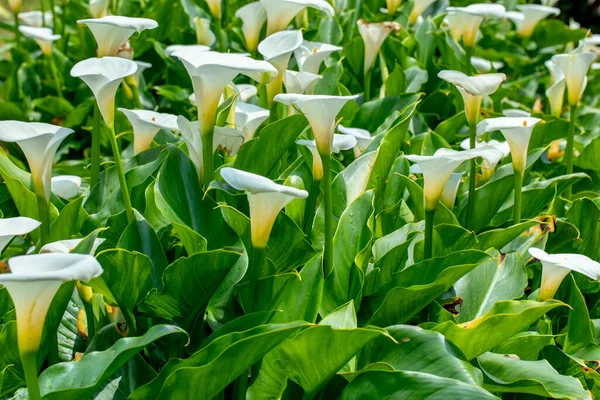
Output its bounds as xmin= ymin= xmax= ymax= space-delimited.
xmin=89 ymin=0 xmax=109 ymax=18
xmin=583 ymin=35 xmax=600 ymax=53
xmin=503 ymin=109 xmax=531 ymax=118
xmin=194 ymin=17 xmax=216 ymax=46
xmin=386 ymin=0 xmax=401 ymax=15
xmin=545 ymin=59 xmax=566 ymax=117
xmin=273 ymin=94 xmax=359 ymax=155
xmin=297 ymin=134 xmax=357 ymax=181
xmin=357 ymin=20 xmax=401 ymax=74
xmin=446 ymin=4 xmax=505 ymax=47
xmin=235 ymin=102 xmax=269 ymax=140
xmin=18 ymin=11 xmax=53 ymax=27
xmin=552 ymin=45 xmax=596 ymax=106
xmin=70 ymin=57 xmax=138 ymax=127
xmin=506 ymin=5 xmax=560 ymax=37
xmin=438 ymin=70 xmax=506 ymax=126
xmin=284 ymin=70 xmax=322 ymax=95
xmin=338 ymin=125 xmax=374 ymax=155
xmin=236 ymin=2 xmax=267 ymax=52
xmin=340 ymin=150 xmax=378 ymax=205
xmin=258 ymin=30 xmax=303 ymax=103
xmin=410 ymin=165 xmax=464 ymax=210
xmin=541 ymin=0 xmax=559 ymax=6
xmin=118 ymin=108 xmax=179 ymax=154
xmin=409 ymin=0 xmax=436 ymax=25
xmin=471 ymin=57 xmax=504 ymax=73
xmin=221 ymin=167 xmax=308 ymax=248
xmin=133 ymin=61 xmax=152 ymax=85
xmin=78 ymin=16 xmax=158 ymax=57
xmin=18 ymin=26 xmax=60 ymax=56
xmin=529 ymin=248 xmax=600 ymax=301
xmin=9 ymin=0 xmax=21 ymax=13
xmin=40 ymin=238 xmax=105 ymax=254
xmin=460 ymin=138 xmax=509 ymax=181
xmin=51 ymin=176 xmax=82 ymax=199
xmin=259 ymin=0 xmax=334 ymax=36
xmin=237 ymin=84 xmax=259 ymax=102
xmin=294 ymin=40 xmax=342 ymax=74
xmin=205 ymin=0 xmax=222 ymax=19
xmin=165 ymin=44 xmax=210 ymax=57
xmin=0 ymin=217 xmax=40 ymax=253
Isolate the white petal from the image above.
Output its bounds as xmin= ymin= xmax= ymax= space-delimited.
xmin=221 ymin=167 xmax=308 ymax=198
xmin=40 ymin=238 xmax=105 ymax=255
xmin=552 ymin=51 xmax=596 ymax=106
xmin=78 ymin=16 xmax=158 ymax=57
xmin=514 ymin=5 xmax=560 ymax=37
xmin=338 ymin=124 xmax=373 ymax=152
xmin=236 ymin=84 xmax=259 ymax=102
xmin=284 ymin=70 xmax=322 ymax=94
xmin=119 ymin=108 xmax=179 ymax=154
xmin=89 ymin=0 xmax=109 ymax=18
xmin=342 ymin=150 xmax=378 ymax=204
xmin=214 ymin=126 xmax=245 ymax=156
xmin=258 ymin=30 xmax=304 ymax=72
xmin=236 ymin=2 xmax=267 ymax=52
xmin=438 ymin=70 xmax=506 ymax=97
xmin=51 ymin=175 xmax=82 ymax=199
xmin=0 ymin=217 xmax=40 ymax=253
xmin=409 ymin=0 xmax=436 ymax=24
xmin=503 ymin=109 xmax=531 ymax=118
xmin=260 ymin=0 xmax=334 ymax=35
xmin=18 ymin=11 xmax=53 ymax=27
xmin=176 ymin=116 xmax=203 ymax=179
xmin=357 ymin=20 xmax=401 ymax=73
xmin=235 ymin=102 xmax=269 ymax=140
xmin=441 ymin=172 xmax=464 ymax=209
xmin=165 ymin=44 xmax=210 ymax=57
xmin=294 ymin=41 xmax=342 ymax=74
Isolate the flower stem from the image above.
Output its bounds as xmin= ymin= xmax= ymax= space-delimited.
xmin=49 ymin=0 xmax=57 ymax=33
xmin=21 ymin=352 xmax=41 ymax=400
xmin=214 ymin=17 xmax=224 ymax=52
xmin=122 ymin=307 xmax=137 ymax=336
xmin=83 ymin=301 xmax=96 ymax=342
xmin=201 ymin=130 xmax=214 ymax=188
xmin=47 ymin=54 xmax=63 ymax=98
xmin=91 ymin=103 xmax=101 ymax=189
xmin=14 ymin=12 xmax=21 ymax=48
xmin=232 ymin=370 xmax=248 ymax=400
xmin=464 ymin=46 xmax=474 ymax=75
xmin=424 ymin=209 xmax=435 ymax=259
xmin=321 ymin=153 xmax=334 ymax=276
xmin=130 ymin=82 xmax=143 ymax=109
xmin=35 ymin=188 xmax=50 ymax=246
xmin=108 ymin=125 xmax=134 ymax=222
xmin=565 ymin=105 xmax=577 ymax=198
xmin=466 ymin=122 xmax=477 ymax=230
xmin=513 ymin=169 xmax=524 ymax=224
xmin=40 ymin=0 xmax=47 ymax=27
xmin=303 ymin=180 xmax=320 ymax=237
xmin=364 ymin=68 xmax=372 ymax=102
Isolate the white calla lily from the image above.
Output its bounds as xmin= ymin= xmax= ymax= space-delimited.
xmin=40 ymin=238 xmax=105 ymax=254
xmin=545 ymin=59 xmax=566 ymax=117
xmin=410 ymin=165 xmax=464 ymax=210
xmin=284 ymin=70 xmax=322 ymax=95
xmin=446 ymin=4 xmax=505 ymax=47
xmin=552 ymin=46 xmax=596 ymax=106
xmin=205 ymin=0 xmax=222 ymax=18
xmin=460 ymin=138 xmax=510 ymax=180
xmin=118 ymin=108 xmax=179 ymax=154
xmin=236 ymin=2 xmax=267 ymax=52
xmin=338 ymin=124 xmax=373 ymax=155
xmin=235 ymin=102 xmax=269 ymax=140
xmin=274 ymin=94 xmax=358 ymax=155
xmin=18 ymin=26 xmax=60 ymax=56
xmin=71 ymin=57 xmax=138 ymax=127
xmin=471 ymin=57 xmax=504 ymax=73
xmin=0 ymin=217 xmax=40 ymax=253
xmin=294 ymin=40 xmax=342 ymax=74
xmin=133 ymin=61 xmax=152 ymax=85
xmin=438 ymin=70 xmax=506 ymax=126
xmin=583 ymin=34 xmax=600 ymax=53
xmin=409 ymin=0 xmax=436 ymax=25
xmin=259 ymin=0 xmax=334 ymax=36
xmin=507 ymin=5 xmax=560 ymax=37
xmin=297 ymin=134 xmax=357 ymax=181
xmin=258 ymin=30 xmax=303 ymax=102
xmin=78 ymin=16 xmax=158 ymax=57
xmin=341 ymin=150 xmax=378 ymax=205
xmin=221 ymin=167 xmax=308 ymax=248
xmin=89 ymin=0 xmax=109 ymax=18
xmin=503 ymin=109 xmax=531 ymax=118
xmin=237 ymin=84 xmax=259 ymax=102
xmin=165 ymin=44 xmax=210 ymax=57
xmin=18 ymin=11 xmax=53 ymax=27
xmin=51 ymin=176 xmax=82 ymax=199
xmin=530 ymin=248 xmax=600 ymax=301
xmin=357 ymin=20 xmax=401 ymax=74
xmin=194 ymin=17 xmax=216 ymax=46
xmin=541 ymin=0 xmax=559 ymax=6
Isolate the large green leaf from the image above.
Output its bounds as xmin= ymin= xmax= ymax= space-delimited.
xmin=566 ymin=197 xmax=600 ymax=262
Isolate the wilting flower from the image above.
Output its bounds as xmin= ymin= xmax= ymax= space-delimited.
xmin=529 ymin=248 xmax=600 ymax=301
xmin=338 ymin=125 xmax=374 ymax=156
xmin=221 ymin=167 xmax=308 ymax=248
xmin=0 ymin=121 xmax=74 ymax=202
xmin=259 ymin=0 xmax=334 ymax=35
xmin=18 ymin=26 xmax=60 ymax=56
xmin=194 ymin=17 xmax=216 ymax=46
xmin=294 ymin=40 xmax=342 ymax=74
xmin=471 ymin=57 xmax=504 ymax=73
xmin=118 ymin=108 xmax=179 ymax=154
xmin=236 ymin=2 xmax=267 ymax=52
xmin=506 ymin=5 xmax=560 ymax=38
xmin=51 ymin=176 xmax=82 ymax=199
xmin=409 ymin=0 xmax=436 ymax=25
xmin=438 ymin=70 xmax=506 ymax=126
xmin=78 ymin=16 xmax=158 ymax=57
xmin=70 ymin=57 xmax=138 ymax=127
xmin=18 ymin=11 xmax=53 ymax=27
xmin=552 ymin=44 xmax=596 ymax=106
xmin=274 ymin=94 xmax=359 ymax=156
xmin=40 ymin=238 xmax=105 ymax=254
xmin=297 ymin=134 xmax=357 ymax=181
xmin=0 ymin=217 xmax=40 ymax=253
xmin=545 ymin=59 xmax=566 ymax=117
xmin=235 ymin=102 xmax=269 ymax=140
xmin=89 ymin=0 xmax=109 ymax=18
xmin=446 ymin=4 xmax=505 ymax=47
xmin=284 ymin=70 xmax=322 ymax=95
xmin=357 ymin=20 xmax=401 ymax=73
xmin=258 ymin=30 xmax=303 ymax=102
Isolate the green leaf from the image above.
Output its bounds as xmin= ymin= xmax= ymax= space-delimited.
xmin=566 ymin=197 xmax=600 ymax=262
xmin=474 ymin=220 xmax=540 ymax=251
xmin=351 ymin=94 xmax=421 ymax=133
xmin=491 ymin=332 xmax=555 ymax=361
xmin=50 ymin=197 xmax=88 ymax=242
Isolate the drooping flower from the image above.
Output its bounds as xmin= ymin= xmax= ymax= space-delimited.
xmin=194 ymin=17 xmax=216 ymax=46
xmin=438 ymin=70 xmax=506 ymax=126
xmin=445 ymin=4 xmax=506 ymax=47
xmin=529 ymin=248 xmax=600 ymax=301
xmin=297 ymin=134 xmax=357 ymax=181
xmin=18 ymin=26 xmax=60 ymax=56
xmin=284 ymin=70 xmax=322 ymax=95
xmin=70 ymin=57 xmax=138 ymax=127
xmin=552 ymin=44 xmax=596 ymax=106
xmin=18 ymin=11 xmax=53 ymax=27
xmin=78 ymin=16 xmax=158 ymax=57
xmin=220 ymin=167 xmax=308 ymax=248
xmin=506 ymin=5 xmax=560 ymax=37
xmin=338 ymin=125 xmax=374 ymax=155
xmin=409 ymin=0 xmax=436 ymax=25
xmin=294 ymin=41 xmax=342 ymax=74
xmin=259 ymin=0 xmax=334 ymax=36
xmin=89 ymin=0 xmax=109 ymax=18
xmin=235 ymin=102 xmax=270 ymax=140
xmin=258 ymin=30 xmax=304 ymax=102
xmin=545 ymin=59 xmax=566 ymax=117
xmin=118 ymin=108 xmax=179 ymax=154
xmin=51 ymin=176 xmax=82 ymax=199
xmin=235 ymin=2 xmax=267 ymax=52
xmin=0 ymin=217 xmax=40 ymax=253
xmin=357 ymin=20 xmax=401 ymax=74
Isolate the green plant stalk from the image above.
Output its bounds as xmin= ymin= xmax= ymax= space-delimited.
xmin=47 ymin=54 xmax=63 ymax=98
xmin=14 ymin=12 xmax=21 ymax=48
xmin=232 ymin=370 xmax=248 ymax=400
xmin=60 ymin=2 xmax=67 ymax=42
xmin=464 ymin=45 xmax=474 ymax=75
xmin=201 ymin=130 xmax=214 ymax=188
xmin=34 ymin=186 xmax=50 ymax=246
xmin=122 ymin=307 xmax=137 ymax=336
xmin=21 ymin=352 xmax=41 ymax=400
xmin=565 ymin=105 xmax=577 ymax=198
xmin=303 ymin=180 xmax=320 ymax=237
xmin=466 ymin=122 xmax=477 ymax=230
xmin=91 ymin=103 xmax=102 ymax=189
xmin=108 ymin=125 xmax=134 ymax=222
xmin=49 ymin=0 xmax=57 ymax=33
xmin=84 ymin=301 xmax=96 ymax=343
xmin=345 ymin=0 xmax=362 ymax=41
xmin=424 ymin=209 xmax=435 ymax=259
xmin=321 ymin=153 xmax=334 ymax=276
xmin=363 ymin=68 xmax=372 ymax=102
xmin=40 ymin=0 xmax=47 ymax=27
xmin=214 ymin=17 xmax=224 ymax=52
xmin=129 ymin=81 xmax=143 ymax=109
xmin=513 ymin=168 xmax=523 ymax=224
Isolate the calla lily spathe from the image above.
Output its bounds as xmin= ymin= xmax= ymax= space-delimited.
xmin=530 ymin=248 xmax=600 ymax=301
xmin=221 ymin=167 xmax=308 ymax=248
xmin=259 ymin=0 xmax=334 ymax=36
xmin=386 ymin=0 xmax=401 ymax=15
xmin=471 ymin=57 xmax=504 ymax=73
xmin=18 ymin=11 xmax=53 ymax=27
xmin=541 ymin=0 xmax=559 ymax=6
xmin=545 ymin=59 xmax=566 ymax=117
xmin=284 ymin=70 xmax=322 ymax=94
xmin=71 ymin=57 xmax=138 ymax=127
xmin=258 ymin=30 xmax=303 ymax=102
xmin=357 ymin=20 xmax=401 ymax=73
xmin=460 ymin=138 xmax=510 ymax=180
xmin=274 ymin=94 xmax=359 ymax=155
xmin=9 ymin=0 xmax=21 ymax=13
xmin=165 ymin=44 xmax=210 ymax=57
xmin=235 ymin=102 xmax=269 ymax=140
xmin=446 ymin=4 xmax=505 ymax=47
xmin=552 ymin=45 xmax=596 ymax=106
xmin=0 ymin=217 xmax=40 ymax=253
xmin=40 ymin=238 xmax=105 ymax=254
xmin=236 ymin=2 xmax=267 ymax=52
xmin=89 ymin=0 xmax=109 ymax=18
xmin=506 ymin=5 xmax=560 ymax=37
xmin=18 ymin=26 xmax=60 ymax=56
xmin=297 ymin=134 xmax=357 ymax=181
xmin=409 ymin=0 xmax=436 ymax=25
xmin=338 ymin=125 xmax=374 ymax=155
xmin=118 ymin=108 xmax=179 ymax=154
xmin=294 ymin=41 xmax=342 ymax=74
xmin=78 ymin=16 xmax=158 ymax=57
xmin=410 ymin=165 xmax=464 ymax=210
xmin=205 ymin=0 xmax=222 ymax=19
xmin=194 ymin=17 xmax=216 ymax=46
xmin=51 ymin=176 xmax=82 ymax=199
xmin=438 ymin=70 xmax=506 ymax=126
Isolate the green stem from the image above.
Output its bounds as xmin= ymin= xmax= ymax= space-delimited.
xmin=345 ymin=0 xmax=361 ymax=42
xmin=107 ymin=125 xmax=134 ymax=222
xmin=232 ymin=370 xmax=248 ymax=400
xmin=363 ymin=68 xmax=372 ymax=102
xmin=14 ymin=12 xmax=21 ymax=48
xmin=91 ymin=103 xmax=101 ymax=189
xmin=201 ymin=130 xmax=215 ymax=188
xmin=466 ymin=122 xmax=477 ymax=230
xmin=83 ymin=301 xmax=96 ymax=343
xmin=321 ymin=153 xmax=333 ymax=277
xmin=303 ymin=180 xmax=320 ymax=237
xmin=424 ymin=209 xmax=435 ymax=260
xmin=49 ymin=0 xmax=57 ymax=33
xmin=464 ymin=46 xmax=474 ymax=75
xmin=513 ymin=169 xmax=523 ymax=224
xmin=121 ymin=308 xmax=137 ymax=336
xmin=130 ymin=83 xmax=143 ymax=109
xmin=565 ymin=105 xmax=577 ymax=198
xmin=21 ymin=352 xmax=41 ymax=400
xmin=214 ymin=17 xmax=224 ymax=52
xmin=40 ymin=0 xmax=47 ymax=27
xmin=35 ymin=190 xmax=50 ymax=246
xmin=48 ymin=55 xmax=63 ymax=98
xmin=269 ymin=102 xmax=278 ymax=124
xmin=60 ymin=3 xmax=67 ymax=43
